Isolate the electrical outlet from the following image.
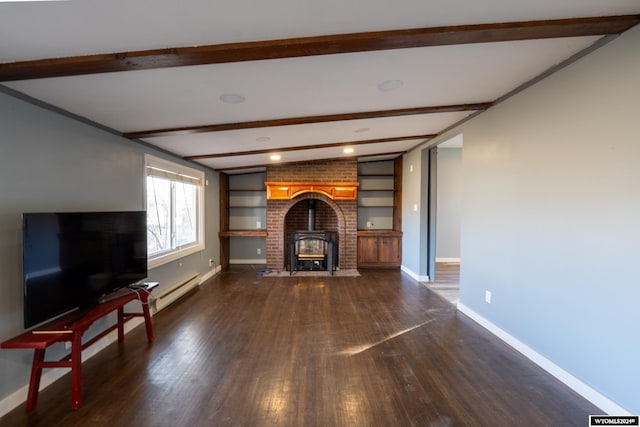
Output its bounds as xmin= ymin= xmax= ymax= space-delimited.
xmin=485 ymin=290 xmax=492 ymax=304
xmin=257 ymin=248 xmax=261 ymax=255
xmin=208 ymin=259 xmax=214 ymax=267
xmin=65 ymin=342 xmax=71 ymax=350
xmin=256 ymin=221 xmax=261 ymax=229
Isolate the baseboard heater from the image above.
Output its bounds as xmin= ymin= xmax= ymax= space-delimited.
xmin=153 ymin=273 xmax=201 ymax=313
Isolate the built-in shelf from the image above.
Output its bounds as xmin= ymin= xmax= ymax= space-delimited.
xmin=357 ymin=159 xmax=401 ymax=233
xmin=220 ymin=172 xmax=268 ymax=270
xmin=357 ymin=230 xmax=403 ymax=236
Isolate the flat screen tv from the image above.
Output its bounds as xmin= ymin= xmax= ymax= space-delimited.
xmin=22 ymin=211 xmax=148 ymax=328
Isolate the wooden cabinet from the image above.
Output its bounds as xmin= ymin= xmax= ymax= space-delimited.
xmin=357 ymin=231 xmax=402 ymax=268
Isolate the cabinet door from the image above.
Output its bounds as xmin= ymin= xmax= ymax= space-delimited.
xmin=357 ymin=237 xmax=379 ymax=264
xmin=378 ymin=237 xmax=400 ymax=264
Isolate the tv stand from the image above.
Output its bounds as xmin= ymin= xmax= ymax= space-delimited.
xmin=0 ymin=283 xmax=157 ymax=411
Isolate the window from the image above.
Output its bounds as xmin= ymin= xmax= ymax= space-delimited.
xmin=145 ymin=155 xmax=205 ymax=268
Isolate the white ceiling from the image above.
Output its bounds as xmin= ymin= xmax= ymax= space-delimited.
xmin=1 ymin=0 xmax=639 ymax=173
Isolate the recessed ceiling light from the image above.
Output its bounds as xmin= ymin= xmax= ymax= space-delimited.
xmin=355 ymin=127 xmax=370 ymax=133
xmin=343 ymin=147 xmax=354 ymax=154
xmin=220 ymin=93 xmax=245 ymax=104
xmin=270 ymin=154 xmax=281 ymax=161
xmin=378 ymin=80 xmax=404 ymax=92
xmin=256 ymin=136 xmax=271 ymax=142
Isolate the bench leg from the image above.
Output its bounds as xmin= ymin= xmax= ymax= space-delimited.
xmin=70 ymin=333 xmax=83 ymax=410
xmin=25 ymin=349 xmax=45 ymax=411
xmin=117 ymin=307 xmax=125 ymax=343
xmin=141 ymin=295 xmax=154 ymax=343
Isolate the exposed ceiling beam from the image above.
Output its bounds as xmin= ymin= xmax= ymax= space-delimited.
xmin=355 ymin=151 xmax=407 ymax=160
xmin=1 ymin=15 xmax=638 ymax=82
xmin=185 ymin=134 xmax=435 ymax=160
xmin=125 ymin=104 xmax=490 ymax=139
xmin=215 ymin=151 xmax=407 ymax=172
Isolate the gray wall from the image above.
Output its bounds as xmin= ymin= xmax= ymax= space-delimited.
xmin=459 ymin=26 xmax=640 ymax=413
xmin=401 ymin=148 xmax=424 ymax=277
xmin=403 ymin=25 xmax=640 ymax=412
xmin=0 ymin=89 xmax=219 ymax=404
xmin=435 ymin=147 xmax=462 ymax=260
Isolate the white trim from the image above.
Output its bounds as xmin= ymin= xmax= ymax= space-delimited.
xmin=457 ymin=303 xmax=631 ymax=415
xmin=147 ymin=245 xmax=204 ymax=270
xmin=435 ymin=257 xmax=460 ymax=263
xmin=229 ymin=258 xmax=267 ymax=264
xmin=145 ymin=154 xmax=206 ymax=269
xmin=400 ymin=265 xmax=429 ymax=282
xmin=145 ymin=154 xmax=204 ymax=183
xmin=0 ymin=318 xmax=144 ymax=417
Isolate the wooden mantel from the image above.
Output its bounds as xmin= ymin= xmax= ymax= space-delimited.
xmin=265 ymin=181 xmax=359 ymax=200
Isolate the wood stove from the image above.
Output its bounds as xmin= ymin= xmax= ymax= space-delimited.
xmin=286 ymin=199 xmax=338 ymax=275
xmin=287 ymin=230 xmax=337 ymax=275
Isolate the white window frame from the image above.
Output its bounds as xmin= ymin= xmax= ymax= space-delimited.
xmin=145 ymin=154 xmax=205 ymax=269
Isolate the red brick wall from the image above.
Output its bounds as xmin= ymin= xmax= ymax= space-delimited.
xmin=266 ymin=159 xmax=358 ymax=270
xmin=267 ymin=159 xmax=357 ymax=182
xmin=285 ymin=200 xmax=338 ymax=232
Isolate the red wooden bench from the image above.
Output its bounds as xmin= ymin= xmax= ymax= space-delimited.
xmin=1 ymin=283 xmax=156 ymax=411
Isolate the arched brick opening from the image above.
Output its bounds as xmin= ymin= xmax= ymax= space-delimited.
xmin=266 ymin=192 xmax=356 ymax=271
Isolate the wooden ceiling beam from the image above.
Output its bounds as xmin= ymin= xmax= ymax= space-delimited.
xmin=185 ymin=134 xmax=435 ymax=160
xmin=214 ymin=151 xmax=407 ymax=172
xmin=1 ymin=15 xmax=638 ymax=82
xmin=125 ymin=104 xmax=489 ymax=139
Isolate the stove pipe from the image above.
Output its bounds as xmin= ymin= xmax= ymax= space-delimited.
xmin=307 ymin=199 xmax=316 ymax=230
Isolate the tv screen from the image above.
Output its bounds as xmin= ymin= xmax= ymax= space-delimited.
xmin=22 ymin=211 xmax=148 ymax=328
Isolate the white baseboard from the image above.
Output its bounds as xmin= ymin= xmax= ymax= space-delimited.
xmin=457 ymin=303 xmax=630 ymax=415
xmin=0 ymin=318 xmax=145 ymax=417
xmin=229 ymin=258 xmax=266 ymax=264
xmin=435 ymin=257 xmax=460 ymax=263
xmin=400 ymin=265 xmax=429 ymax=282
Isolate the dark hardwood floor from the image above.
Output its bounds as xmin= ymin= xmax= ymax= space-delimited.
xmin=1 ymin=267 xmax=599 ymax=426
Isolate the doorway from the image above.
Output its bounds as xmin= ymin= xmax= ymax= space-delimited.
xmin=430 ymin=133 xmax=463 ymax=304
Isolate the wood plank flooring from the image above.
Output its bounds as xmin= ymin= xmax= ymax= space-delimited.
xmin=1 ymin=267 xmax=599 ymax=426
xmin=425 ymin=262 xmax=461 ymax=304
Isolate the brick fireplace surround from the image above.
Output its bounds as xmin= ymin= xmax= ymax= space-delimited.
xmin=266 ymin=159 xmax=358 ymax=271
